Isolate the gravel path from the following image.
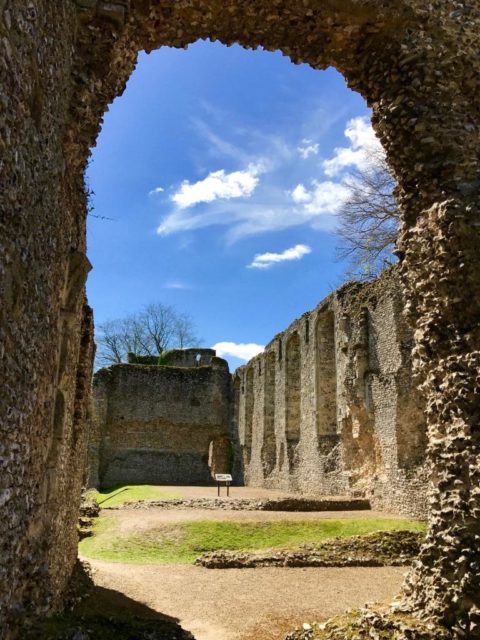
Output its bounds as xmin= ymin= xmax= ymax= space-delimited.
xmin=86 ymin=492 xmax=413 ymax=639
xmin=88 ymin=560 xmax=406 ymax=640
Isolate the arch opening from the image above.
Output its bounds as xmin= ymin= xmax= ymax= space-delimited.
xmin=243 ymin=367 xmax=254 ymax=465
xmin=261 ymin=350 xmax=277 ymax=477
xmin=3 ymin=2 xmax=480 ymax=637
xmin=285 ymin=332 xmax=301 ymax=473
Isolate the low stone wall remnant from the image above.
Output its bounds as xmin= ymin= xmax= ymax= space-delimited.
xmin=195 ymin=530 xmax=424 ymax=569
xmin=121 ymin=497 xmax=370 ymax=511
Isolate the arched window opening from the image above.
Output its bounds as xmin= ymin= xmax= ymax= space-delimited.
xmin=285 ymin=332 xmax=301 ymax=471
xmin=262 ymin=351 xmax=277 ymax=477
xmin=315 ymin=311 xmax=337 ymax=437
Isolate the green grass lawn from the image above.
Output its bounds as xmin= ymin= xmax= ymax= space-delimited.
xmin=79 ymin=516 xmax=425 ymax=565
xmin=90 ymin=485 xmax=182 ymax=508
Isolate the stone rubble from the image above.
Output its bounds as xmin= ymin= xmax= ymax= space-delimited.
xmin=284 ymin=608 xmax=453 ymax=640
xmin=195 ymin=530 xmax=424 ymax=569
xmin=124 ymin=496 xmax=371 ymax=512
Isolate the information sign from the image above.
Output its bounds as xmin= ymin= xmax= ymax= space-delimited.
xmin=215 ymin=474 xmax=232 ymax=482
xmin=215 ymin=473 xmax=232 ymax=496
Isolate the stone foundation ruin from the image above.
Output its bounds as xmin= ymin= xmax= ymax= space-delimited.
xmin=2 ymin=0 xmax=480 ymax=637
xmin=233 ymin=270 xmax=427 ymax=518
xmin=89 ymin=350 xmax=231 ymax=487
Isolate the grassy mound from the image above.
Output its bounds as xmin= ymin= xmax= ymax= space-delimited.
xmin=79 ymin=516 xmax=425 ymax=565
xmin=92 ymin=485 xmax=182 ymax=508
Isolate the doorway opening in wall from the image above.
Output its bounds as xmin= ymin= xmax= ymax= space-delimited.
xmin=82 ymin=40 xmax=423 ymax=640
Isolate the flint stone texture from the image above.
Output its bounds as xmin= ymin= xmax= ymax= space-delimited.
xmin=233 ymin=270 xmax=428 ymax=519
xmin=195 ymin=530 xmax=424 ymax=569
xmin=1 ymin=0 xmax=480 ymax=638
xmin=88 ymin=357 xmax=231 ymax=488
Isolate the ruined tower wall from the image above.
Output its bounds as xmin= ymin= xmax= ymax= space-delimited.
xmin=161 ymin=348 xmax=218 ymax=368
xmin=90 ymin=360 xmax=231 ymax=487
xmin=0 ymin=2 xmax=95 ymax=635
xmin=233 ymin=270 xmax=427 ymax=518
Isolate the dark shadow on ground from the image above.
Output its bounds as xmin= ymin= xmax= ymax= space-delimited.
xmin=24 ymin=561 xmax=194 ymax=639
xmin=96 ymin=486 xmax=129 ymax=505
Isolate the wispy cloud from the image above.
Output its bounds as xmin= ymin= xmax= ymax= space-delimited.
xmin=248 ymin=244 xmax=312 ymax=270
xmin=191 ymin=117 xmax=252 ymax=164
xmin=213 ymin=341 xmax=265 ymax=362
xmin=170 ymin=163 xmax=262 ymax=210
xmin=149 ymin=186 xmax=165 ymax=195
xmin=163 ymin=281 xmax=191 ymax=290
xmin=154 ymin=113 xmax=382 ymax=242
xmin=323 ymin=116 xmax=383 ymax=177
xmin=297 ymin=139 xmax=319 ymax=159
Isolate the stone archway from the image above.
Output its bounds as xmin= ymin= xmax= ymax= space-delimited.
xmin=1 ymin=1 xmax=480 ymax=637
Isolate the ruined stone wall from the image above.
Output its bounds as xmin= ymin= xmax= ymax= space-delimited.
xmin=89 ymin=358 xmax=231 ymax=487
xmin=1 ymin=0 xmax=479 ymax=636
xmin=161 ymin=347 xmax=218 ymax=368
xmin=0 ymin=2 xmax=95 ymax=636
xmin=233 ymin=270 xmax=427 ymax=518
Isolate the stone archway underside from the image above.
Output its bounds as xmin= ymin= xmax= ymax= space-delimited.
xmin=1 ymin=0 xmax=480 ymax=637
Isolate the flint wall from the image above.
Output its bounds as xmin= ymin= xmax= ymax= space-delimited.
xmin=233 ymin=270 xmax=427 ymax=518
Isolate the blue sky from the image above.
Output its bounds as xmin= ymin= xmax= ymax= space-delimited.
xmin=86 ymin=40 xmax=380 ymax=370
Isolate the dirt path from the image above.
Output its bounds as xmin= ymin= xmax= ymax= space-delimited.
xmin=89 ymin=560 xmax=406 ymax=640
xmin=87 ymin=493 xmax=414 ymax=639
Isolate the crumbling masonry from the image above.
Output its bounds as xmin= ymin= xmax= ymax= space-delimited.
xmin=233 ymin=270 xmax=427 ymax=519
xmin=1 ymin=1 xmax=480 ymax=638
xmin=89 ymin=349 xmax=231 ymax=487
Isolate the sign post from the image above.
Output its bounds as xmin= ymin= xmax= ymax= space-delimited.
xmin=215 ymin=473 xmax=233 ymax=497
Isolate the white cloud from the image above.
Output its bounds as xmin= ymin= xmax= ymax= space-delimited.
xmin=322 ymin=116 xmax=384 ymax=177
xmin=290 ymin=181 xmax=350 ymax=216
xmin=157 ymin=181 xmax=344 ymax=242
xmin=248 ymin=244 xmax=312 ymax=269
xmin=213 ymin=342 xmax=265 ymax=362
xmin=155 ymin=112 xmax=385 ymax=242
xmin=291 ymin=184 xmax=311 ymax=204
xmin=170 ymin=163 xmax=262 ymax=209
xmin=297 ymin=139 xmax=319 ymax=159
xmin=149 ymin=187 xmax=164 ymax=195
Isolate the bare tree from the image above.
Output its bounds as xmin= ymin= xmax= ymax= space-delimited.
xmin=140 ymin=303 xmax=176 ymax=354
xmin=121 ymin=315 xmax=154 ymax=356
xmin=96 ymin=320 xmax=125 ymax=365
xmin=335 ymin=147 xmax=400 ymax=279
xmin=174 ymin=312 xmax=200 ymax=348
xmin=95 ymin=303 xmax=201 ymax=367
